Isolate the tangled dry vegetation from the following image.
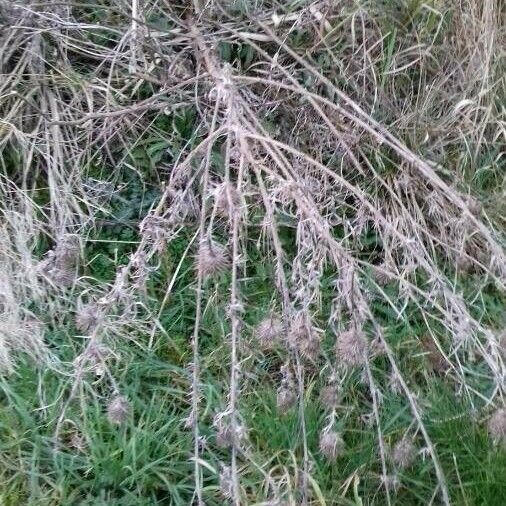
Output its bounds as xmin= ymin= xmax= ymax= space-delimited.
xmin=0 ymin=1 xmax=505 ymax=505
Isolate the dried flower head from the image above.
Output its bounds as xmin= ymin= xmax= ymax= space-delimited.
xmin=287 ymin=311 xmax=321 ymax=361
xmin=37 ymin=233 xmax=80 ymax=288
xmin=335 ymin=328 xmax=368 ymax=367
xmin=370 ymin=335 xmax=386 ymax=357
xmin=75 ymin=303 xmax=102 ymax=333
xmin=391 ymin=438 xmax=417 ymax=468
xmin=421 ymin=336 xmax=447 ymax=374
xmin=140 ymin=215 xmax=171 ymax=251
xmin=487 ymin=407 xmax=506 ymax=445
xmin=213 ymin=413 xmax=248 ymax=449
xmin=320 ymin=384 xmax=340 ymax=408
xmin=107 ymin=395 xmax=130 ymax=425
xmin=54 ymin=234 xmax=80 ymax=267
xmin=277 ymin=363 xmax=297 ymax=413
xmin=319 ymin=430 xmax=345 ymax=460
xmin=214 ymin=181 xmax=240 ymax=218
xmin=255 ymin=314 xmax=283 ymax=348
xmin=196 ymin=239 xmax=229 ymax=278
xmin=388 ymin=370 xmax=403 ymax=395
xmin=277 ymin=386 xmax=297 ymax=414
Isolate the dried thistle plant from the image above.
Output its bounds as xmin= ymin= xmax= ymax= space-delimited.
xmin=255 ymin=313 xmax=283 ymax=349
xmin=287 ymin=311 xmax=321 ymax=361
xmin=75 ymin=303 xmax=102 ymax=333
xmin=0 ymin=2 xmax=504 ymax=504
xmin=213 ymin=181 xmax=241 ymax=219
xmin=276 ymin=363 xmax=297 ymax=414
xmin=335 ymin=328 xmax=368 ymax=367
xmin=320 ymin=383 xmax=341 ymax=409
xmin=38 ymin=234 xmax=80 ymax=288
xmin=391 ymin=437 xmax=417 ymax=469
xmin=196 ymin=239 xmax=229 ymax=278
xmin=319 ymin=430 xmax=345 ymax=460
xmin=107 ymin=395 xmax=130 ymax=425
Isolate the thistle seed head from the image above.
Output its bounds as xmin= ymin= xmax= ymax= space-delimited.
xmin=196 ymin=239 xmax=229 ymax=278
xmin=276 ymin=386 xmax=297 ymax=414
xmin=107 ymin=395 xmax=130 ymax=425
xmin=140 ymin=215 xmax=171 ymax=250
xmin=255 ymin=314 xmax=283 ymax=349
xmin=37 ymin=234 xmax=80 ymax=288
xmin=335 ymin=328 xmax=368 ymax=367
xmin=75 ymin=303 xmax=102 ymax=333
xmin=287 ymin=311 xmax=321 ymax=361
xmin=213 ymin=413 xmax=248 ymax=449
xmin=488 ymin=407 xmax=506 ymax=445
xmin=391 ymin=438 xmax=417 ymax=469
xmin=214 ymin=181 xmax=240 ymax=219
xmin=319 ymin=430 xmax=345 ymax=460
xmin=320 ymin=384 xmax=340 ymax=408
xmin=54 ymin=234 xmax=80 ymax=267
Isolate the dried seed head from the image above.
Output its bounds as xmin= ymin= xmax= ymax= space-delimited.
xmin=37 ymin=234 xmax=80 ymax=288
xmin=214 ymin=182 xmax=240 ymax=218
xmin=335 ymin=328 xmax=368 ymax=367
xmin=320 ymin=384 xmax=340 ymax=408
xmin=277 ymin=386 xmax=297 ymax=414
xmin=219 ymin=464 xmax=234 ymax=499
xmin=107 ymin=395 xmax=130 ymax=425
xmin=421 ymin=336 xmax=447 ymax=374
xmin=75 ymin=304 xmax=102 ymax=333
xmin=319 ymin=430 xmax=345 ymax=460
xmin=196 ymin=240 xmax=229 ymax=278
xmin=370 ymin=336 xmax=386 ymax=357
xmin=381 ymin=474 xmax=400 ymax=491
xmin=213 ymin=413 xmax=248 ymax=449
xmin=255 ymin=314 xmax=283 ymax=349
xmin=140 ymin=215 xmax=171 ymax=250
xmin=216 ymin=428 xmax=232 ymax=449
xmin=287 ymin=312 xmax=321 ymax=361
xmin=487 ymin=407 xmax=506 ymax=444
xmin=388 ymin=371 xmax=403 ymax=395
xmin=391 ymin=438 xmax=417 ymax=468
xmin=54 ymin=234 xmax=80 ymax=267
